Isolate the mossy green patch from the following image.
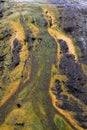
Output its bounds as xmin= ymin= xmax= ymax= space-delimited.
xmin=18 ymin=86 xmax=28 ymax=100
xmin=54 ymin=114 xmax=73 ymax=130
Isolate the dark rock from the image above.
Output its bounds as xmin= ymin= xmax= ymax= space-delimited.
xmin=0 ymin=10 xmax=3 ymax=17
xmin=75 ymin=114 xmax=87 ymax=129
xmin=58 ymin=39 xmax=69 ymax=53
xmin=51 ymin=79 xmax=63 ymax=96
xmin=55 ymin=80 xmax=63 ymax=93
xmin=63 ymin=27 xmax=74 ymax=33
xmin=11 ymin=54 xmax=20 ymax=68
xmin=10 ymin=38 xmax=22 ymax=69
xmin=13 ymin=38 xmax=20 ymax=49
xmin=59 ymin=53 xmax=87 ymax=104
xmin=0 ymin=53 xmax=5 ymax=61
xmin=15 ymin=123 xmax=25 ymax=127
xmin=59 ymin=94 xmax=68 ymax=100
xmin=16 ymin=103 xmax=21 ymax=108
xmin=58 ymin=95 xmax=83 ymax=113
xmin=13 ymin=39 xmax=22 ymax=50
xmin=31 ymin=37 xmax=36 ymax=42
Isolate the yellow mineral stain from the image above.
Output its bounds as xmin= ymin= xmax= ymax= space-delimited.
xmin=0 ymin=17 xmax=29 ymax=107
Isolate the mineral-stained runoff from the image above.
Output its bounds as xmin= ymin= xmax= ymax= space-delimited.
xmin=0 ymin=0 xmax=87 ymax=130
